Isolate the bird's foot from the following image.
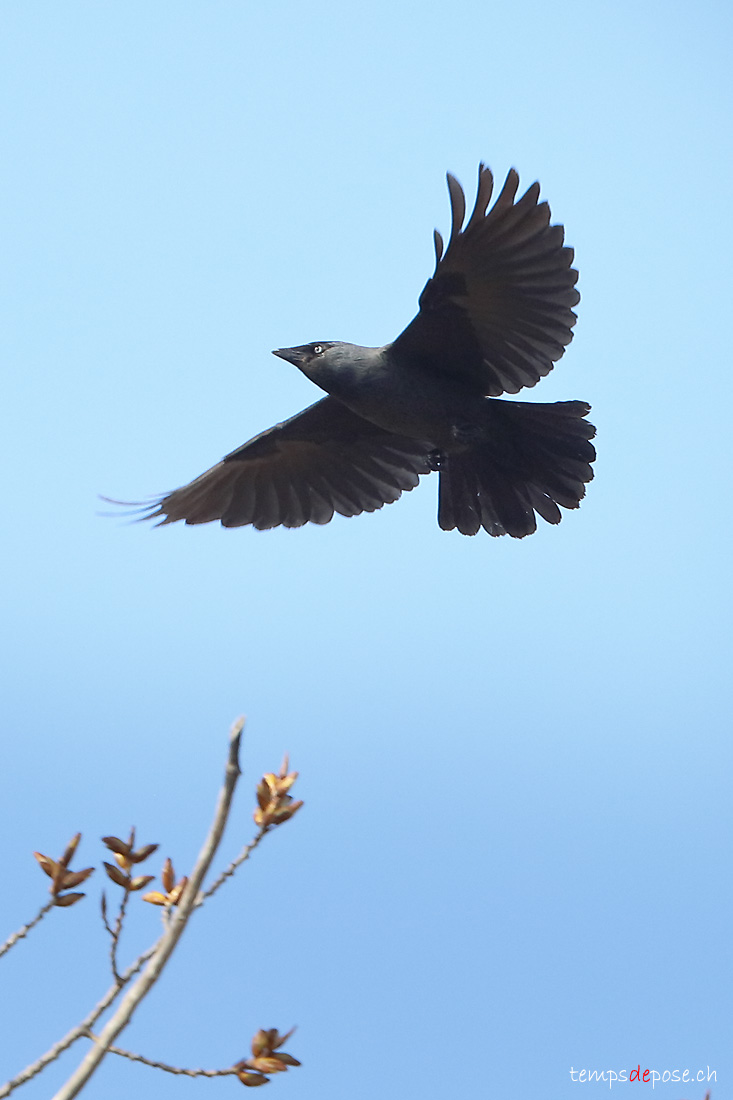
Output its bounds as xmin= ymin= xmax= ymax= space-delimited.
xmin=427 ymin=448 xmax=444 ymax=471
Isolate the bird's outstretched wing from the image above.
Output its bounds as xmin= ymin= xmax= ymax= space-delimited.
xmin=140 ymin=397 xmax=432 ymax=529
xmin=391 ymin=165 xmax=579 ymax=397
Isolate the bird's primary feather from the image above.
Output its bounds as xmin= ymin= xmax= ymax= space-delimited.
xmin=142 ymin=397 xmax=432 ymax=530
xmin=391 ymin=164 xmax=580 ymax=397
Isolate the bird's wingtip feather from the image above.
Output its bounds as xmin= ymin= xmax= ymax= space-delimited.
xmin=433 ymin=227 xmax=444 ymax=267
xmin=446 ymin=173 xmax=466 ymax=246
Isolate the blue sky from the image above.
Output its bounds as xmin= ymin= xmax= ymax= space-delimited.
xmin=2 ymin=3 xmax=731 ymax=1098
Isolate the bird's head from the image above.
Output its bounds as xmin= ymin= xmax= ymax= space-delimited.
xmin=272 ymin=342 xmax=371 ymax=392
xmin=272 ymin=343 xmax=338 ymax=374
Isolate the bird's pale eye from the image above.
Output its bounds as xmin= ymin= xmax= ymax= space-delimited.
xmin=312 ymin=344 xmax=324 ymax=355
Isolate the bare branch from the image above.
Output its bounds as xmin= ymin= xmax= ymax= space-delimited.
xmin=0 ymin=943 xmax=159 ymax=1097
xmin=52 ymin=719 xmax=244 ymax=1100
xmin=85 ymin=1034 xmax=237 ymax=1078
xmin=200 ymin=750 xmax=301 ymax=904
xmin=108 ymin=888 xmax=131 ymax=983
xmin=92 ymin=1024 xmax=302 ymax=1087
xmin=0 ymin=900 xmax=56 ymax=959
xmin=99 ymin=892 xmax=114 ymax=938
xmin=198 ymin=825 xmax=268 ymax=903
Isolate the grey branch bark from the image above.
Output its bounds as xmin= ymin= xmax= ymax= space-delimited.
xmin=0 ymin=900 xmax=56 ymax=958
xmin=51 ymin=719 xmax=244 ymax=1100
xmin=0 ymin=945 xmax=158 ymax=1097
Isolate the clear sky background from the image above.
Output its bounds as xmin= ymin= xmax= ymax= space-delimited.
xmin=2 ymin=3 xmax=731 ymax=1098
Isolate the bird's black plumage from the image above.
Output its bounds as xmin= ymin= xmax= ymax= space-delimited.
xmin=155 ymin=396 xmax=432 ymax=530
xmin=138 ymin=164 xmax=595 ymax=537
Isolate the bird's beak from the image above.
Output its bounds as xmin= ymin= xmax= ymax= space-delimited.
xmin=272 ymin=346 xmax=309 ymax=367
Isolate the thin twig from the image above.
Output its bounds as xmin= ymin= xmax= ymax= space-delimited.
xmin=52 ymin=719 xmax=245 ymax=1100
xmin=0 ymin=900 xmax=56 ymax=959
xmin=198 ymin=825 xmax=269 ymax=903
xmin=0 ymin=942 xmax=160 ymax=1097
xmin=108 ymin=888 xmax=130 ymax=982
xmin=84 ymin=1033 xmax=237 ymax=1078
xmin=100 ymin=894 xmax=115 ymax=939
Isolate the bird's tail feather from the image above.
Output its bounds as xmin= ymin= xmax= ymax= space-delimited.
xmin=438 ymin=400 xmax=596 ymax=537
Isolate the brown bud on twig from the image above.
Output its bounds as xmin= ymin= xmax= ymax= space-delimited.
xmin=140 ymin=891 xmax=168 ymax=906
xmin=270 ymin=799 xmax=304 ymax=826
xmin=236 ymin=1071 xmax=270 ymax=1087
xmin=101 ymin=836 xmax=130 ymax=857
xmin=247 ymin=1057 xmax=288 ymax=1074
xmin=270 ymin=1053 xmax=300 ymax=1067
xmin=250 ymin=1030 xmax=271 ymax=1058
xmin=253 ymin=760 xmax=303 ymax=829
xmin=161 ymin=857 xmax=175 ymax=894
xmin=129 ymin=875 xmax=155 ymax=892
xmin=271 ymin=1028 xmax=296 ymax=1049
xmin=102 ymin=833 xmax=159 ymax=873
xmin=234 ymin=1026 xmax=300 ymax=1086
xmin=167 ymin=877 xmax=188 ymax=904
xmin=142 ymin=859 xmax=188 ymax=907
xmin=100 ymin=832 xmax=159 ymax=893
xmin=54 ymin=892 xmax=85 ymax=908
xmin=58 ymin=867 xmax=95 ymax=890
xmin=61 ymin=832 xmax=81 ymax=866
xmin=129 ymin=843 xmax=159 ymax=863
xmin=33 ymin=836 xmax=94 ymax=904
xmin=103 ymin=861 xmax=131 ymax=889
xmin=33 ymin=853 xmax=57 ymax=878
xmin=113 ymin=852 xmax=132 ymax=872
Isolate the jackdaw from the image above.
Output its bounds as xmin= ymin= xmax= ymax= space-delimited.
xmin=138 ymin=164 xmax=595 ymax=537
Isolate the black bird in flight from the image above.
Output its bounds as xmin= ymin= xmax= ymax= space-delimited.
xmin=138 ymin=164 xmax=595 ymax=537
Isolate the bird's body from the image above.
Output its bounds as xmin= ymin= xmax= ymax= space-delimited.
xmin=134 ymin=165 xmax=596 ymax=537
xmin=283 ymin=342 xmax=478 ymax=447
